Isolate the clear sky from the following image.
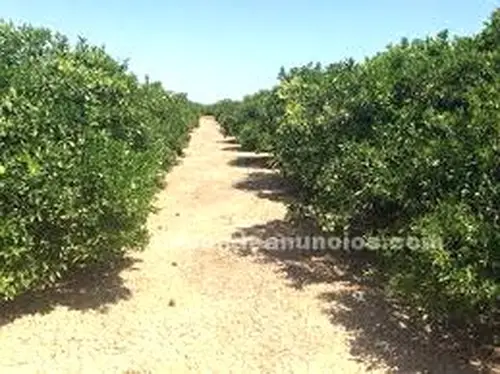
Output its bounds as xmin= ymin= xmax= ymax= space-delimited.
xmin=1 ymin=1 xmax=498 ymax=104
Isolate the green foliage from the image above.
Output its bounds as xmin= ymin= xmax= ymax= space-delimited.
xmin=211 ymin=88 xmax=284 ymax=152
xmin=0 ymin=22 xmax=199 ymax=299
xmin=212 ymin=10 xmax=500 ymax=326
xmin=209 ymin=98 xmax=241 ymax=137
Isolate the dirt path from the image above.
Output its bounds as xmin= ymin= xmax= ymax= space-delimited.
xmin=0 ymin=117 xmax=474 ymax=373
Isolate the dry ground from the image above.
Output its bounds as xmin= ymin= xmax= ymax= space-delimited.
xmin=0 ymin=117 xmax=480 ymax=373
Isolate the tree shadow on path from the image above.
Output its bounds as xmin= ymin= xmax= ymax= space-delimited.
xmin=227 ymin=152 xmax=485 ymax=373
xmin=233 ymin=171 xmax=295 ymax=204
xmin=217 ymin=138 xmax=239 ymax=145
xmin=221 ymin=145 xmax=241 ymax=152
xmin=228 ymin=155 xmax=272 ymax=169
xmin=230 ymin=218 xmax=483 ymax=373
xmin=0 ymin=256 xmax=140 ymax=328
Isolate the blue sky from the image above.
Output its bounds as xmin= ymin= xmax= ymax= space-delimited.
xmin=1 ymin=1 xmax=497 ymax=104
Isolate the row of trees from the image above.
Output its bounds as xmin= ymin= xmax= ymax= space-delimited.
xmin=0 ymin=22 xmax=201 ymax=299
xmin=210 ymin=10 xmax=499 ymax=334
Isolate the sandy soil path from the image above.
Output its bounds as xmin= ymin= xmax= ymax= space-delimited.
xmin=0 ymin=117 xmax=474 ymax=373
